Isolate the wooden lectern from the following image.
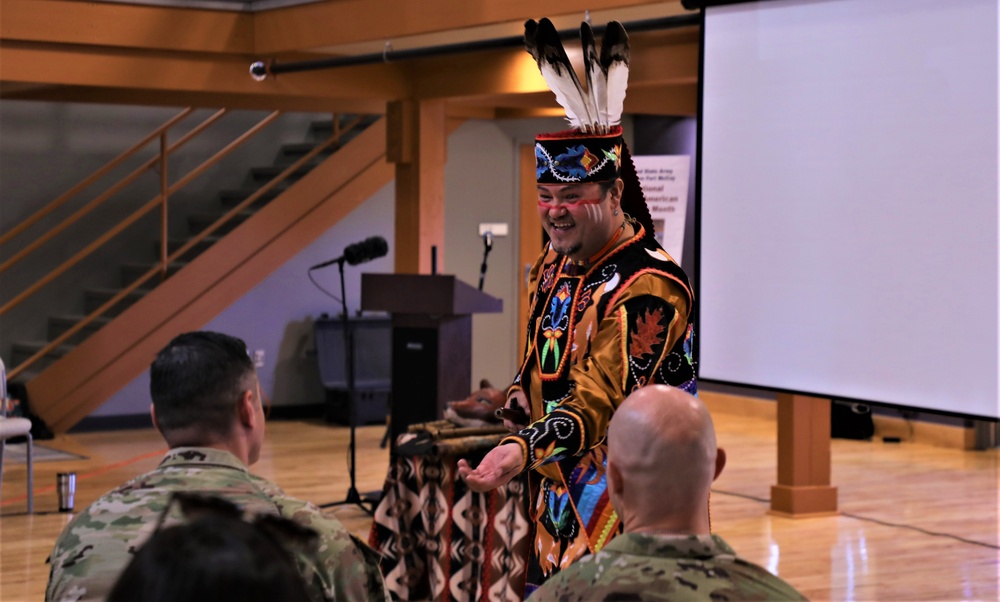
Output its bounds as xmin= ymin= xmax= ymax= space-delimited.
xmin=361 ymin=274 xmax=503 ymax=442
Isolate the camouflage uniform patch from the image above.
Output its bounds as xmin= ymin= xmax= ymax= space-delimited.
xmin=45 ymin=447 xmax=389 ymax=602
xmin=527 ymin=533 xmax=808 ymax=601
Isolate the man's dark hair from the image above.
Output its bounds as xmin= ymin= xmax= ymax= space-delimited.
xmin=150 ymin=331 xmax=255 ymax=436
xmin=598 ymin=178 xmax=617 ymax=197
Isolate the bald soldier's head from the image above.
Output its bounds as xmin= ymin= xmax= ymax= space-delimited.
xmin=606 ymin=385 xmax=727 ymax=535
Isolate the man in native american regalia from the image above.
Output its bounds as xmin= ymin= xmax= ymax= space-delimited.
xmin=458 ymin=18 xmax=697 ymax=595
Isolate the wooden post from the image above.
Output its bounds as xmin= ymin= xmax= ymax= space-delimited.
xmin=770 ymin=392 xmax=839 ymax=517
xmin=518 ymin=144 xmax=542 ymax=339
xmin=387 ymin=99 xmax=446 ymax=275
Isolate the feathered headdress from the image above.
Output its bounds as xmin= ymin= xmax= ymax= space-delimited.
xmin=525 ymin=18 xmax=629 ymax=134
xmin=527 ymin=18 xmax=655 ymax=237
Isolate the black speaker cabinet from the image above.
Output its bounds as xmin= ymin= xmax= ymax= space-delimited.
xmin=314 ymin=316 xmax=391 ymax=426
xmin=324 ymin=386 xmax=390 ymax=426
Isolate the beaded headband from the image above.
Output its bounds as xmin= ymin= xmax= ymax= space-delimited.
xmin=535 ymin=127 xmax=623 ymax=184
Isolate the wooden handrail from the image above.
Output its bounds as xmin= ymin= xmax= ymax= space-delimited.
xmin=165 ymin=123 xmax=350 ymax=265
xmin=7 ymin=247 xmax=165 ymax=381
xmin=0 ymin=108 xmax=194 ymax=246
xmin=0 ymin=109 xmax=228 ymax=275
xmin=1 ymin=195 xmax=165 ymax=318
xmin=6 ymin=112 xmax=367 ymax=380
xmin=0 ymin=110 xmax=281 ymax=319
xmin=166 ymin=111 xmax=282 ymax=195
xmin=159 ymin=133 xmax=169 ymax=279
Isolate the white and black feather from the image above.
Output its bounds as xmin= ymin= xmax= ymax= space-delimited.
xmin=524 ymin=18 xmax=630 ymax=131
xmin=600 ymin=21 xmax=630 ymax=126
xmin=525 ymin=18 xmax=595 ymax=130
xmin=581 ymin=22 xmax=608 ymax=132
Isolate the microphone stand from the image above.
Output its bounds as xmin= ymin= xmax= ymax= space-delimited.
xmin=478 ymin=232 xmax=493 ymax=291
xmin=321 ymin=258 xmax=376 ymax=515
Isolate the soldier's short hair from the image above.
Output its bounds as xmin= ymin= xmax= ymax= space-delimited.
xmin=150 ymin=331 xmax=256 ymax=436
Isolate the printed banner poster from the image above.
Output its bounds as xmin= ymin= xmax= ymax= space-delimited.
xmin=632 ymin=155 xmax=690 ymax=263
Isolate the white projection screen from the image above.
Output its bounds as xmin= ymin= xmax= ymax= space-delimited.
xmin=698 ymin=0 xmax=999 ymax=419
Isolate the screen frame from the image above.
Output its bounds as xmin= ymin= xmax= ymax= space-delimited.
xmin=691 ymin=0 xmax=1000 ymax=422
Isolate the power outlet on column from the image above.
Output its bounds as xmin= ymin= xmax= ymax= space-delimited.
xmin=478 ymin=222 xmax=509 ymax=237
xmin=253 ymin=349 xmax=265 ymax=368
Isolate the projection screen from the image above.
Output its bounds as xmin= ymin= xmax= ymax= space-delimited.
xmin=697 ymin=0 xmax=999 ymax=419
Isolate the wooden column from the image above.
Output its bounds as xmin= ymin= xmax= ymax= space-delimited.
xmin=387 ymin=99 xmax=446 ymax=274
xmin=517 ymin=144 xmax=542 ymax=337
xmin=770 ymin=393 xmax=839 ymax=517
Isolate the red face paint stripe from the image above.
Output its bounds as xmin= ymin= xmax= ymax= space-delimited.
xmin=537 ymin=198 xmax=604 ymax=210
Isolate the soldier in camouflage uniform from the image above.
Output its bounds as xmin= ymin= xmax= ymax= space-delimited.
xmin=527 ymin=385 xmax=808 ymax=601
xmin=45 ymin=331 xmax=388 ymax=602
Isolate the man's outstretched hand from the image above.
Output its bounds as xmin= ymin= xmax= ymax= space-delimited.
xmin=457 ymin=443 xmax=524 ymax=492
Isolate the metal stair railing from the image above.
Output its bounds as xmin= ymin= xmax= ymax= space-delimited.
xmin=1 ymin=109 xmax=368 ymax=381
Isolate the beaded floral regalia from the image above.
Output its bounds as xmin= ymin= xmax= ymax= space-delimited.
xmin=502 ymin=222 xmax=695 ymax=584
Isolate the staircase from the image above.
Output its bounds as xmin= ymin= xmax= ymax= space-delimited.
xmin=8 ymin=113 xmax=394 ymax=432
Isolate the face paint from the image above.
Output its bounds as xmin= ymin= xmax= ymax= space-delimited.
xmin=583 ymin=203 xmax=607 ymax=225
xmin=536 ymin=182 xmax=620 ymax=262
xmin=536 ymin=198 xmax=604 ymax=211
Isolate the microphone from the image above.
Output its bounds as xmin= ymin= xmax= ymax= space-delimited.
xmin=309 ymin=236 xmax=388 ymax=270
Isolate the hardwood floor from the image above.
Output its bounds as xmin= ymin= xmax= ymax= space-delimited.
xmin=2 ymin=409 xmax=997 ymax=601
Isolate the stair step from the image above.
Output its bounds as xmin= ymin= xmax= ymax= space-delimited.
xmin=309 ymin=116 xmax=355 ymax=137
xmin=160 ymin=236 xmax=222 ymax=261
xmin=274 ymin=142 xmax=340 ymax=169
xmin=188 ymin=211 xmax=254 ymax=235
xmin=218 ymin=188 xmax=282 ymax=209
xmin=278 ymin=142 xmax=337 ymax=163
xmin=48 ymin=314 xmax=113 ymax=344
xmin=120 ymin=262 xmax=186 ymax=287
xmin=309 ymin=115 xmax=379 ymax=141
xmin=10 ymin=341 xmax=75 ymax=370
xmin=84 ymin=288 xmax=151 ymax=317
xmin=8 ymin=368 xmax=41 ymax=386
xmin=249 ymin=164 xmax=314 ymax=183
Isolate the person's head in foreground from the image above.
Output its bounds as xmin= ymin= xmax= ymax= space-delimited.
xmin=606 ymin=383 xmax=725 ymax=535
xmin=150 ymin=330 xmax=265 ymax=465
xmin=107 ymin=493 xmax=314 ymax=602
xmin=527 ymin=385 xmax=808 ymax=601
